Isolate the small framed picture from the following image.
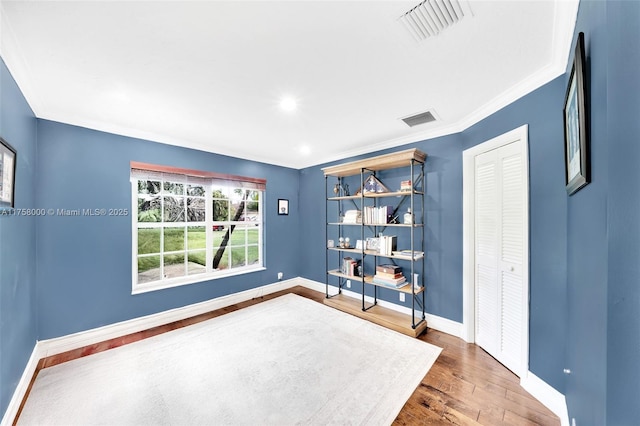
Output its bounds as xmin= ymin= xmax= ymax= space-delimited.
xmin=0 ymin=137 xmax=17 ymax=208
xmin=278 ymin=199 xmax=289 ymax=215
xmin=327 ymin=239 xmax=335 ymax=248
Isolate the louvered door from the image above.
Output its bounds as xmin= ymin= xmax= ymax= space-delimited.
xmin=474 ymin=141 xmax=525 ymax=376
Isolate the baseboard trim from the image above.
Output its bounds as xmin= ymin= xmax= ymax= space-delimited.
xmin=521 ymin=371 xmax=570 ymax=426
xmin=1 ymin=345 xmax=44 ymax=426
xmin=296 ymin=277 xmax=463 ymax=338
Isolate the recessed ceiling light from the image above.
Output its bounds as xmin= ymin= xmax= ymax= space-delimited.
xmin=299 ymin=145 xmax=311 ymax=156
xmin=280 ymin=96 xmax=297 ymax=112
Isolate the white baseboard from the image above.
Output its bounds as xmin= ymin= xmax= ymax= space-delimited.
xmin=521 ymin=371 xmax=570 ymax=426
xmin=1 ymin=345 xmax=44 ymax=426
xmin=296 ymin=278 xmax=463 ymax=338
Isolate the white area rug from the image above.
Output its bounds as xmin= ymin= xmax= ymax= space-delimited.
xmin=18 ymin=294 xmax=441 ymax=425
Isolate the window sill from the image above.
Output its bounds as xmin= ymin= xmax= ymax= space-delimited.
xmin=131 ymin=266 xmax=267 ymax=295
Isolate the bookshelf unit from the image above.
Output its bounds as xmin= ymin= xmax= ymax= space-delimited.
xmin=322 ymin=148 xmax=427 ymax=337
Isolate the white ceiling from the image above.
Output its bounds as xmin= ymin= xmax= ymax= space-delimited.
xmin=0 ymin=0 xmax=578 ymax=169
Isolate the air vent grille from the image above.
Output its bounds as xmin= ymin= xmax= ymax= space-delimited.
xmin=402 ymin=111 xmax=436 ymax=127
xmin=399 ymin=0 xmax=465 ymax=41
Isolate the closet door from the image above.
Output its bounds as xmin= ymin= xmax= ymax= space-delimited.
xmin=474 ymin=141 xmax=525 ymax=376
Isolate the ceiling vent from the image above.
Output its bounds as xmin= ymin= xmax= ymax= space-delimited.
xmin=401 ymin=110 xmax=437 ymax=127
xmin=399 ymin=0 xmax=466 ymax=42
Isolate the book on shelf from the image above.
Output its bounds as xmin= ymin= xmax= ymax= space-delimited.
xmin=376 ymin=264 xmax=401 ymax=274
xmin=391 ymin=250 xmax=424 ymax=258
xmin=341 ymin=257 xmax=360 ymax=276
xmin=363 ymin=205 xmax=394 ymax=225
xmin=375 ymin=271 xmax=403 ymax=279
xmin=378 ymin=235 xmax=397 ymax=256
xmin=372 ymin=275 xmax=408 ymax=289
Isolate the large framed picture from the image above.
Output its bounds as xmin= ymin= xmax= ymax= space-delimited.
xmin=0 ymin=137 xmax=16 ymax=208
xmin=563 ymin=32 xmax=590 ymax=195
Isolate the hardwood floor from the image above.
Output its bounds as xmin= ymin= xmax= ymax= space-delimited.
xmin=20 ymin=286 xmax=559 ymax=426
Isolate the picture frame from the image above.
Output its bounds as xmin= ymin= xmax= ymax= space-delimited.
xmin=0 ymin=137 xmax=17 ymax=208
xmin=277 ymin=199 xmax=289 ymax=215
xmin=563 ymin=32 xmax=590 ymax=195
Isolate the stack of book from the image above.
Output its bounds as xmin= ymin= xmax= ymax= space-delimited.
xmin=341 ymin=257 xmax=359 ymax=276
xmin=400 ymin=180 xmax=412 ymax=192
xmin=372 ymin=264 xmax=407 ymax=289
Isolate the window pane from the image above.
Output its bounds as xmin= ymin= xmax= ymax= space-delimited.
xmin=231 ymin=246 xmax=246 ymax=268
xmin=164 ymin=254 xmax=185 ymax=278
xmin=188 ymin=251 xmax=206 ymax=275
xmin=138 ymin=196 xmax=161 ymax=222
xmin=230 ymin=225 xmax=248 ymax=245
xmin=163 ymin=182 xmax=184 ymax=195
xmin=138 ymin=180 xmax=161 ymax=195
xmin=138 ymin=255 xmax=160 ymax=283
xmin=213 ymin=199 xmax=229 ymax=221
xmin=163 ymin=227 xmax=185 ymax=252
xmin=138 ymin=228 xmax=161 ymax=254
xmin=247 ymin=245 xmax=259 ymax=265
xmin=247 ymin=228 xmax=259 ymax=246
xmin=187 ymin=226 xmax=206 ymax=250
xmin=230 ymin=198 xmax=244 ymax=221
xmin=187 ymin=184 xmax=205 ymax=196
xmin=212 ymin=248 xmax=229 ymax=270
xmin=246 ymin=190 xmax=260 ymax=218
xmin=187 ymin=197 xmax=205 ymax=222
xmin=163 ymin=196 xmax=185 ymax=222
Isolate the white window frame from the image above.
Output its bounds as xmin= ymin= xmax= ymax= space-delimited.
xmin=131 ymin=163 xmax=265 ymax=294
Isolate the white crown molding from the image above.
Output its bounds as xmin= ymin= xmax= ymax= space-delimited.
xmin=0 ymin=3 xmax=41 ymax=116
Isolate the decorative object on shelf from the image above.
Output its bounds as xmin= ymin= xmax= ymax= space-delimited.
xmin=343 ymin=209 xmax=362 ymax=224
xmin=0 ymin=137 xmax=16 ymax=209
xmin=343 ymin=183 xmax=350 ymax=196
xmin=366 ymin=237 xmax=380 ymax=252
xmin=278 ymin=199 xmax=289 ymax=215
xmin=563 ymin=31 xmax=590 ymax=196
xmin=344 ymin=237 xmax=351 ymax=248
xmin=355 ymin=239 xmax=364 ymax=250
xmin=333 ymin=183 xmax=341 ymax=196
xmin=363 ymin=174 xmax=389 ymax=194
xmin=413 ymin=273 xmax=421 ymax=290
xmin=327 ymin=239 xmax=335 ymax=248
xmin=400 ymin=180 xmax=412 ymax=192
xmin=338 ymin=237 xmax=345 ymax=248
xmin=403 ymin=208 xmax=414 ymax=225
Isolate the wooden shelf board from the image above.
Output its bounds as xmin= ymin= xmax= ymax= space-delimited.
xmin=322 ymin=148 xmax=427 ymax=177
xmin=323 ymin=294 xmax=427 ymax=338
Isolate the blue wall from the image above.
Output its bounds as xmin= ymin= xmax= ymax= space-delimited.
xmin=0 ymin=59 xmax=38 ymax=417
xmin=606 ymin=2 xmax=640 ymax=424
xmin=35 ymin=120 xmax=301 ymax=339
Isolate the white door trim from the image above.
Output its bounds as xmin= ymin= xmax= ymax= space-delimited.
xmin=462 ymin=124 xmax=530 ymax=376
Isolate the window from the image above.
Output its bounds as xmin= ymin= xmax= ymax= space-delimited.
xmin=131 ymin=162 xmax=265 ymax=294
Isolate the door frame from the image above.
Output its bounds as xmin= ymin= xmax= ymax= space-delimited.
xmin=461 ymin=124 xmax=530 ymax=377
